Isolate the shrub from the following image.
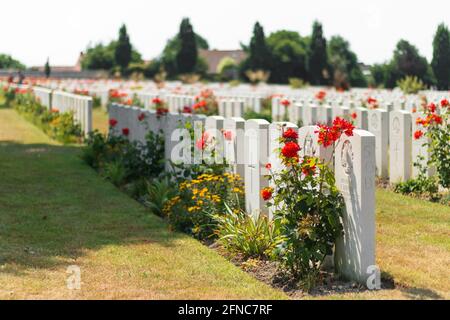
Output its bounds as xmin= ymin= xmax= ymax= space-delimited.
xmin=163 ymin=173 xmax=245 ymax=240
xmin=397 ymin=76 xmax=426 ymax=94
xmin=415 ymin=99 xmax=450 ymax=188
xmin=101 ymin=161 xmax=128 ymax=187
xmin=12 ymin=91 xmax=82 ymax=144
xmin=215 ymin=205 xmax=284 ymax=259
xmin=266 ymin=120 xmax=354 ymax=281
xmin=394 ymin=156 xmax=440 ymax=202
xmin=289 ymin=78 xmax=309 ymax=89
xmin=245 ymin=70 xmax=270 ymax=85
xmin=83 ymin=128 xmax=165 ymax=185
xmin=143 ymin=178 xmax=177 ymax=217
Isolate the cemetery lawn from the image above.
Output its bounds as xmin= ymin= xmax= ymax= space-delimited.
xmin=92 ymin=108 xmax=109 ymax=134
xmin=1 ymin=108 xmax=449 ymax=300
xmin=0 ymin=108 xmax=286 ymax=300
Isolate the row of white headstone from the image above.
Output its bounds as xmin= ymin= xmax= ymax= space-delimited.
xmin=33 ymin=87 xmax=53 ymax=109
xmin=40 ymin=89 xmax=93 ymax=137
xmin=109 ymin=103 xmax=377 ymax=285
xmin=271 ymin=98 xmax=435 ymax=184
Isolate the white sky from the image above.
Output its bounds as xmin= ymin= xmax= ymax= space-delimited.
xmin=0 ymin=0 xmax=448 ymax=67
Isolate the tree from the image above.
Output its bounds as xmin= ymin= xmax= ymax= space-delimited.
xmin=247 ymin=22 xmax=271 ymax=71
xmin=307 ymin=21 xmax=329 ymax=85
xmin=432 ymin=23 xmax=450 ymax=90
xmin=385 ymin=40 xmax=434 ymax=88
xmin=159 ymin=31 xmax=208 ymax=78
xmin=44 ymin=58 xmax=51 ymax=78
xmin=0 ymin=54 xmax=25 ymax=70
xmin=82 ymin=41 xmax=141 ymax=71
xmin=266 ymin=30 xmax=309 ymax=83
xmin=328 ymin=36 xmax=367 ymax=89
xmin=176 ymin=18 xmax=198 ymax=74
xmin=369 ymin=63 xmax=389 ymax=88
xmin=115 ymin=24 xmax=132 ymax=72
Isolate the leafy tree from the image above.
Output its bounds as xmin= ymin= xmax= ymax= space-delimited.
xmin=44 ymin=58 xmax=51 ymax=78
xmin=176 ymin=18 xmax=198 ymax=74
xmin=115 ymin=24 xmax=133 ymax=72
xmin=266 ymin=30 xmax=309 ymax=83
xmin=81 ymin=43 xmax=115 ymax=70
xmin=159 ymin=21 xmax=208 ymax=78
xmin=82 ymin=41 xmax=141 ymax=71
xmin=307 ymin=21 xmax=329 ymax=85
xmin=369 ymin=63 xmax=388 ymax=88
xmin=0 ymin=54 xmax=25 ymax=70
xmin=385 ymin=40 xmax=434 ymax=88
xmin=432 ymin=23 xmax=450 ymax=90
xmin=247 ymin=22 xmax=272 ymax=71
xmin=328 ymin=36 xmax=367 ymax=89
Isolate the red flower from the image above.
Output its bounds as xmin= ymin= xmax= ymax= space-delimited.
xmin=152 ymin=97 xmax=163 ymax=106
xmin=261 ymin=187 xmax=273 ymax=201
xmin=316 ymin=117 xmax=354 ymax=147
xmin=223 ymin=130 xmax=233 ymax=141
xmin=416 ymin=114 xmax=443 ymax=127
xmin=281 ymin=142 xmax=300 ymax=158
xmin=266 ymin=163 xmax=272 ymax=170
xmin=109 ymin=118 xmax=118 ymax=127
xmin=414 ymin=130 xmax=424 ymax=140
xmin=183 ymin=106 xmax=192 ymax=114
xmin=51 ymin=108 xmax=59 ymax=113
xmin=351 ymin=112 xmax=357 ymax=120
xmin=281 ymin=99 xmax=291 ymax=107
xmin=156 ymin=107 xmax=169 ymax=117
xmin=416 ymin=117 xmax=425 ymax=126
xmin=316 ymin=125 xmax=339 ymax=147
xmin=428 ymin=103 xmax=437 ymax=113
xmin=441 ymin=99 xmax=449 ymax=107
xmin=412 ymin=107 xmax=417 ymax=113
xmin=122 ymin=128 xmax=130 ymax=136
xmin=195 ymin=132 xmax=210 ymax=150
xmin=282 ymin=128 xmax=298 ymax=141
xmin=367 ymin=97 xmax=377 ymax=105
xmin=138 ymin=113 xmax=146 ymax=121
xmin=333 ymin=117 xmax=355 ymax=137
xmin=315 ymin=91 xmax=326 ymax=101
xmin=302 ymin=158 xmax=317 ymax=176
xmin=432 ymin=114 xmax=443 ymax=125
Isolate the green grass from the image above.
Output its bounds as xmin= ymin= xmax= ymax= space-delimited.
xmin=1 ymin=107 xmax=449 ymax=300
xmin=0 ymin=109 xmax=285 ymax=299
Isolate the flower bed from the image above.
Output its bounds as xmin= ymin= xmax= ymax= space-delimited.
xmin=82 ymin=113 xmax=364 ymax=292
xmin=2 ymin=86 xmax=83 ymax=144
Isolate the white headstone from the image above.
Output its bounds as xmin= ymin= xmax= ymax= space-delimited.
xmin=335 ymin=129 xmax=376 ymax=286
xmin=368 ymin=109 xmax=389 ymax=179
xmin=224 ymin=117 xmax=246 ymax=180
xmin=245 ymin=119 xmax=270 ymax=217
xmin=389 ymin=110 xmax=412 ymax=183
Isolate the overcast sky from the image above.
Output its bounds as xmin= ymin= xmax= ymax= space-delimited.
xmin=0 ymin=0 xmax=448 ymax=67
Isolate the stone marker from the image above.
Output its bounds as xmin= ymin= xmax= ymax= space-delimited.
xmin=335 ymin=129 xmax=376 ymax=286
xmin=224 ymin=117 xmax=246 ymax=180
xmin=389 ymin=110 xmax=412 ymax=183
xmin=367 ymin=109 xmax=389 ymax=179
xmin=245 ymin=119 xmax=270 ymax=217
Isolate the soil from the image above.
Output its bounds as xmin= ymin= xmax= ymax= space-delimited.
xmin=209 ymin=243 xmax=396 ymax=299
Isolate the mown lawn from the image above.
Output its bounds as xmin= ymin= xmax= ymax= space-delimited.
xmin=92 ymin=107 xmax=109 ymax=134
xmin=0 ymin=109 xmax=286 ymax=299
xmin=0 ymin=107 xmax=449 ymax=300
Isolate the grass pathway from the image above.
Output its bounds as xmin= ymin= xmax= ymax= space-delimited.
xmin=0 ymin=109 xmax=285 ymax=299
